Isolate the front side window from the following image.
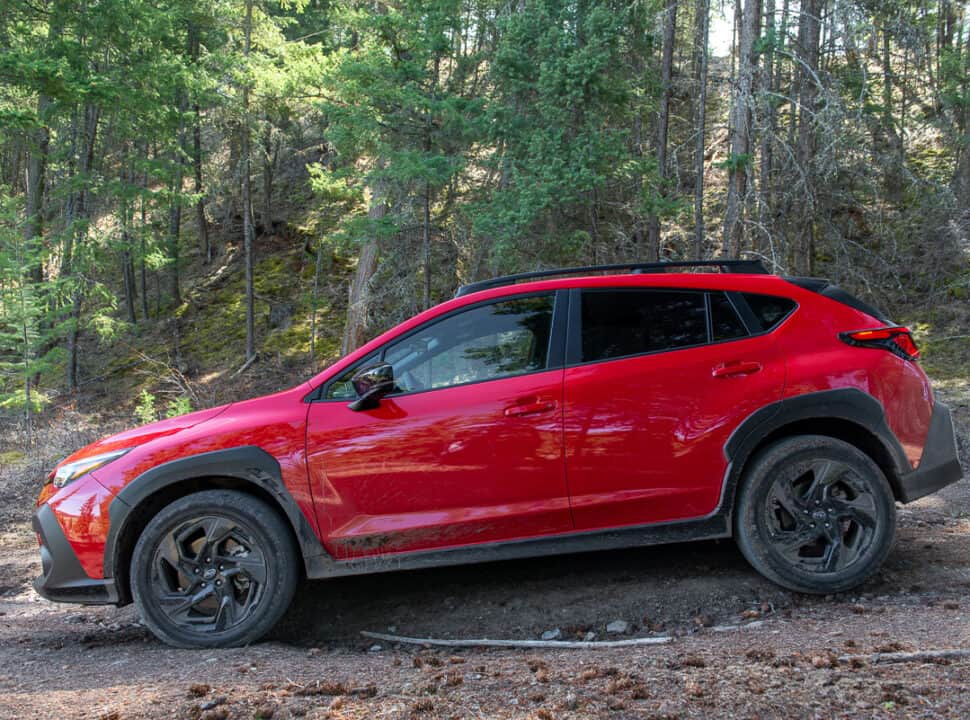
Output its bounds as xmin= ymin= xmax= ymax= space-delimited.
xmin=327 ymin=294 xmax=555 ymax=399
xmin=385 ymin=294 xmax=554 ymax=393
xmin=580 ymin=289 xmax=708 ymax=362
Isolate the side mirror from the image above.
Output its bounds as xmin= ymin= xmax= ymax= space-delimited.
xmin=348 ymin=362 xmax=395 ymax=411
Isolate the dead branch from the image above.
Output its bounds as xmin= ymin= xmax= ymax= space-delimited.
xmin=360 ymin=630 xmax=673 ymax=650
xmin=232 ymin=353 xmax=258 ymax=378
xmin=839 ymin=649 xmax=970 ymax=665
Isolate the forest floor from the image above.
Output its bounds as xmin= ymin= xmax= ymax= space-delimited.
xmin=0 ymin=381 xmax=967 ymax=719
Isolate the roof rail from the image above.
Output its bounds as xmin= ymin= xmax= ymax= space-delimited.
xmin=454 ymin=259 xmax=769 ymax=297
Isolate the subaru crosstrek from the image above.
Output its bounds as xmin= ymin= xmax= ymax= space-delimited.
xmin=32 ymin=261 xmax=963 ymax=647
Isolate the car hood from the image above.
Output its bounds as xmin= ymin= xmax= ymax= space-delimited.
xmin=53 ymin=403 xmax=234 ymax=470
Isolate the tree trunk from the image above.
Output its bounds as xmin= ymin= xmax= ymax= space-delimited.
xmin=23 ymin=6 xmax=63 ymax=284
xmin=881 ymin=25 xmax=904 ymax=197
xmin=194 ymin=106 xmax=210 ymax=263
xmin=24 ymin=94 xmax=50 ymax=283
xmin=342 ymin=177 xmax=387 ymax=355
xmin=646 ymin=0 xmax=678 ymax=261
xmin=120 ymin=146 xmax=137 ymax=324
xmin=950 ymin=9 xmax=969 ymax=205
xmin=261 ymin=123 xmax=278 ymax=235
xmin=140 ymin=142 xmax=151 ymax=321
xmin=168 ymin=94 xmax=186 ymax=307
xmin=758 ymin=0 xmax=776 ymax=259
xmin=310 ymin=242 xmax=324 ymax=366
xmin=421 ymin=53 xmax=441 ymax=309
xmin=242 ymin=0 xmax=256 ymax=362
xmin=189 ymin=28 xmax=211 ymax=264
xmin=722 ymin=0 xmax=761 ymax=257
xmin=786 ymin=0 xmax=799 ymax=152
xmin=21 ymin=299 xmax=32 ymax=447
xmin=794 ymin=0 xmax=823 ymax=274
xmin=167 ymin=180 xmax=183 ymax=306
xmin=692 ymin=0 xmax=710 ymax=260
xmin=63 ymin=103 xmax=100 ymax=392
xmin=122 ymin=236 xmax=137 ymax=324
xmin=423 ymin=181 xmax=432 ymax=309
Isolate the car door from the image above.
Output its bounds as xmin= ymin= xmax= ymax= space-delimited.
xmin=562 ymin=287 xmax=788 ymax=531
xmin=305 ymin=291 xmax=572 ymax=558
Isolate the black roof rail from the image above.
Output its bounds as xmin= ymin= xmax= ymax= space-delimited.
xmin=455 ymin=259 xmax=769 ymax=297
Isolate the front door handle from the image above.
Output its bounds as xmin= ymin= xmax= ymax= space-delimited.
xmin=712 ymin=361 xmax=763 ymax=378
xmin=504 ymin=398 xmax=559 ymax=417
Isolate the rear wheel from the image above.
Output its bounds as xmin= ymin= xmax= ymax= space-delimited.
xmin=131 ymin=490 xmax=298 ymax=648
xmin=735 ymin=435 xmax=896 ymax=594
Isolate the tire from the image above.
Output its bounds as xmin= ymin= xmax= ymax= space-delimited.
xmin=734 ymin=435 xmax=896 ymax=594
xmin=130 ymin=490 xmax=299 ymax=648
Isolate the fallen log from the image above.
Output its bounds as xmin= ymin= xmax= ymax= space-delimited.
xmin=839 ymin=649 xmax=970 ymax=665
xmin=361 ymin=630 xmax=673 ymax=650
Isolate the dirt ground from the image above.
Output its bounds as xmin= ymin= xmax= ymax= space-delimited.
xmin=1 ymin=383 xmax=968 ymax=720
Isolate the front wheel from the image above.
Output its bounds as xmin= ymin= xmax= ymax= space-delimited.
xmin=130 ymin=490 xmax=298 ymax=648
xmin=735 ymin=435 xmax=896 ymax=594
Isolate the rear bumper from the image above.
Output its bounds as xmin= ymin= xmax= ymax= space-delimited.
xmin=897 ymin=401 xmax=964 ymax=503
xmin=32 ymin=503 xmax=119 ymax=605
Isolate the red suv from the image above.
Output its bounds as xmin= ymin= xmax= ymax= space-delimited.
xmin=33 ymin=261 xmax=962 ymax=647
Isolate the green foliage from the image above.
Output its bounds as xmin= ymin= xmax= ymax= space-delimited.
xmin=134 ymin=390 xmax=158 ymax=424
xmin=717 ymin=153 xmax=753 ymax=171
xmin=164 ymin=396 xmax=193 ymax=418
xmin=465 ymin=0 xmax=658 ymax=271
xmin=753 ymin=29 xmax=782 ymax=56
xmin=0 ymin=189 xmax=54 ymax=412
xmin=320 ymin=2 xmax=484 ymax=204
xmin=0 ymin=0 xmax=966 ymax=415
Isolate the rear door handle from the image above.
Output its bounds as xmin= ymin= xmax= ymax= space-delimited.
xmin=712 ymin=361 xmax=763 ymax=378
xmin=504 ymin=399 xmax=558 ymax=417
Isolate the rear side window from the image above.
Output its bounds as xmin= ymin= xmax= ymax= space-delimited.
xmin=742 ymin=293 xmax=796 ymax=332
xmin=580 ymin=290 xmax=707 ymax=362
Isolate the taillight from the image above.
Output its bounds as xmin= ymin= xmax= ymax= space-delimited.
xmin=840 ymin=327 xmax=920 ymax=361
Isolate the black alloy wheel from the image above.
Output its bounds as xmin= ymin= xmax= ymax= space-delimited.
xmin=735 ymin=435 xmax=896 ymax=594
xmin=150 ymin=515 xmax=268 ymax=633
xmin=762 ymin=457 xmax=879 ymax=574
xmin=131 ymin=490 xmax=298 ymax=648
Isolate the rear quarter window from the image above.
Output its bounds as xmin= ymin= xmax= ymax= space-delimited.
xmin=741 ymin=293 xmax=797 ymax=332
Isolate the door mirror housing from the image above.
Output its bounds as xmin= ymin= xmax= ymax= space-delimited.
xmin=348 ymin=362 xmax=395 ymax=411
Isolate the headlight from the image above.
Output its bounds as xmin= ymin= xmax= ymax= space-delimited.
xmin=51 ymin=449 xmax=131 ymax=489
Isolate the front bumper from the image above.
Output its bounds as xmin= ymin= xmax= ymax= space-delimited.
xmin=898 ymin=401 xmax=964 ymax=503
xmin=32 ymin=503 xmax=119 ymax=605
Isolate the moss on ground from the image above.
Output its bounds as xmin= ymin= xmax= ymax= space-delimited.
xmin=0 ymin=450 xmax=25 ymax=465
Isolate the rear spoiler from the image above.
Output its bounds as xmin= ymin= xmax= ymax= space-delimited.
xmin=784 ymin=277 xmax=891 ymax=324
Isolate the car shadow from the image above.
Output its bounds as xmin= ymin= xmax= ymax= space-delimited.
xmin=271 ymin=538 xmax=791 ymax=647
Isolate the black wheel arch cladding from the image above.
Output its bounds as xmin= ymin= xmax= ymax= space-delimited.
xmin=104 ymin=446 xmax=327 ymax=599
xmin=722 ymin=387 xmax=912 ymax=508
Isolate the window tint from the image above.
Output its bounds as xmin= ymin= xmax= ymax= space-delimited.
xmin=380 ymin=294 xmax=554 ymax=393
xmin=710 ymin=292 xmax=748 ymax=341
xmin=581 ymin=290 xmax=707 ymax=362
xmin=742 ymin=293 xmax=796 ymax=331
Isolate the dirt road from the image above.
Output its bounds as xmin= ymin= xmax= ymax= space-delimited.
xmin=1 ymin=385 xmax=967 ymax=719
